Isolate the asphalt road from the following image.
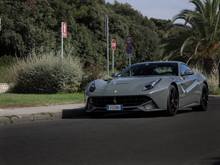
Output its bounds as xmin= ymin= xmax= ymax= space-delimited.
xmin=1 ymin=97 xmax=220 ymax=165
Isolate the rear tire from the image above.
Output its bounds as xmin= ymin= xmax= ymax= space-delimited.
xmin=193 ymin=84 xmax=208 ymax=111
xmin=167 ymin=85 xmax=179 ymax=116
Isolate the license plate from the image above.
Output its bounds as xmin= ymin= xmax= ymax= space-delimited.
xmin=107 ymin=105 xmax=123 ymax=111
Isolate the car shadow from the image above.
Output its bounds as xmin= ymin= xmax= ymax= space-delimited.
xmin=199 ymin=157 xmax=220 ymax=165
xmin=62 ymin=108 xmax=195 ymax=119
xmin=210 ymin=157 xmax=220 ymax=165
xmin=209 ymin=157 xmax=220 ymax=165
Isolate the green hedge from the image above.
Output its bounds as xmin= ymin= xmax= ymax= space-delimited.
xmin=0 ymin=56 xmax=16 ymax=83
xmin=10 ymin=54 xmax=83 ymax=93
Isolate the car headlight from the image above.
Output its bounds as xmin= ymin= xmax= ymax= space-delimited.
xmin=143 ymin=79 xmax=161 ymax=91
xmin=89 ymin=82 xmax=96 ymax=93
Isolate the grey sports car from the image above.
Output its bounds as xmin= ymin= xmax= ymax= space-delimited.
xmin=85 ymin=61 xmax=208 ymax=115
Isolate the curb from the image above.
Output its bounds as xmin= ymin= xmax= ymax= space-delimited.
xmin=0 ymin=104 xmax=84 ymax=126
xmin=209 ymin=95 xmax=220 ymax=98
xmin=0 ymin=112 xmax=62 ymax=126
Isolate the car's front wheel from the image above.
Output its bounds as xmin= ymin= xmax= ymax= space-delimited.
xmin=167 ymin=85 xmax=179 ymax=116
xmin=193 ymin=84 xmax=208 ymax=111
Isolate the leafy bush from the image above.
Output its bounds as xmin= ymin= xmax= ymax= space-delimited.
xmin=10 ymin=54 xmax=83 ymax=93
xmin=0 ymin=56 xmax=16 ymax=83
xmin=207 ymin=72 xmax=219 ymax=95
xmin=193 ymin=67 xmax=219 ymax=95
xmin=81 ymin=64 xmax=107 ymax=90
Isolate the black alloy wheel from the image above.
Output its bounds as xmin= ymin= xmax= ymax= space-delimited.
xmin=167 ymin=85 xmax=179 ymax=116
xmin=193 ymin=84 xmax=208 ymax=111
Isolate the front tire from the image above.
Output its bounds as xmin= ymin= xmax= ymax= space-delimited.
xmin=167 ymin=85 xmax=179 ymax=116
xmin=193 ymin=84 xmax=208 ymax=111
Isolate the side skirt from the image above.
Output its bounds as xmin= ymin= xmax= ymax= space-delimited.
xmin=181 ymin=102 xmax=200 ymax=109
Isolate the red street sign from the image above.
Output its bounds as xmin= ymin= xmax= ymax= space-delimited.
xmin=61 ymin=22 xmax=68 ymax=38
xmin=111 ymin=39 xmax=117 ymax=51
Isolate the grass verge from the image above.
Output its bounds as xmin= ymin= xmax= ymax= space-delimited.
xmin=214 ymin=88 xmax=220 ymax=95
xmin=0 ymin=93 xmax=84 ymax=108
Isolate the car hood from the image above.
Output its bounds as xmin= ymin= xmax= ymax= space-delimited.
xmin=91 ymin=76 xmax=167 ymax=96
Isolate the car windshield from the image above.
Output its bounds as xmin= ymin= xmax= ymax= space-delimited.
xmin=118 ymin=63 xmax=178 ymax=77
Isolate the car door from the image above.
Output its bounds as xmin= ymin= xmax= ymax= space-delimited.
xmin=179 ymin=64 xmax=198 ymax=107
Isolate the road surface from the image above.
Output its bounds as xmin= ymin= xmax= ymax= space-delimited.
xmin=0 ymin=97 xmax=220 ymax=165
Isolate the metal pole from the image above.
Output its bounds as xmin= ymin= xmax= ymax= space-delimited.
xmin=219 ymin=63 xmax=220 ymax=88
xmin=61 ymin=22 xmax=64 ymax=60
xmin=61 ymin=22 xmax=65 ymax=87
xmin=0 ymin=18 xmax=1 ymax=32
xmin=128 ymin=54 xmax=132 ymax=76
xmin=105 ymin=15 xmax=110 ymax=76
xmin=129 ymin=55 xmax=131 ymax=66
xmin=112 ymin=50 xmax=115 ymax=73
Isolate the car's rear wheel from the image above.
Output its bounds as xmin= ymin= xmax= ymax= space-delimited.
xmin=193 ymin=84 xmax=208 ymax=111
xmin=167 ymin=85 xmax=179 ymax=116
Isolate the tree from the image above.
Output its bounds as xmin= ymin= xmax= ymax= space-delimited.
xmin=0 ymin=0 xmax=163 ymax=73
xmin=173 ymin=0 xmax=220 ymax=73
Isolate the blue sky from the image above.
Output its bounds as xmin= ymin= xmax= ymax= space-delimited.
xmin=105 ymin=0 xmax=194 ymax=20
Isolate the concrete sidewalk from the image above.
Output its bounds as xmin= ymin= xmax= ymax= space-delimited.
xmin=0 ymin=104 xmax=85 ymax=125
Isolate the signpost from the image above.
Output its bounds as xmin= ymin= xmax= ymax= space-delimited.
xmin=125 ymin=37 xmax=134 ymax=66
xmin=111 ymin=38 xmax=117 ymax=73
xmin=219 ymin=63 xmax=220 ymax=88
xmin=61 ymin=22 xmax=68 ymax=60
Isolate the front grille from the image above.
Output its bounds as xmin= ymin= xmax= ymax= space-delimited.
xmin=89 ymin=96 xmax=151 ymax=107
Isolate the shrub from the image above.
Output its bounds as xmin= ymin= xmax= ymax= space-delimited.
xmin=10 ymin=54 xmax=83 ymax=93
xmin=0 ymin=55 xmax=16 ymax=83
xmin=80 ymin=64 xmax=109 ymax=90
xmin=207 ymin=72 xmax=219 ymax=95
xmin=193 ymin=67 xmax=219 ymax=95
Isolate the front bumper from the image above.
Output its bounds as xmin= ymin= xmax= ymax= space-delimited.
xmin=86 ymin=95 xmax=161 ymax=112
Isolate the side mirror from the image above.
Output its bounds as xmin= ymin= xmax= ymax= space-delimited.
xmin=181 ymin=70 xmax=194 ymax=76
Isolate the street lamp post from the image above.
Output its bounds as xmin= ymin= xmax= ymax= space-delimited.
xmin=0 ymin=18 xmax=2 ymax=32
xmin=105 ymin=15 xmax=110 ymax=76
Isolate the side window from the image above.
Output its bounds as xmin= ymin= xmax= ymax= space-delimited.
xmin=180 ymin=64 xmax=193 ymax=76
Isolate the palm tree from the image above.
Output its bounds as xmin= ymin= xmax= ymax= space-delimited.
xmin=173 ymin=0 xmax=220 ymax=73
